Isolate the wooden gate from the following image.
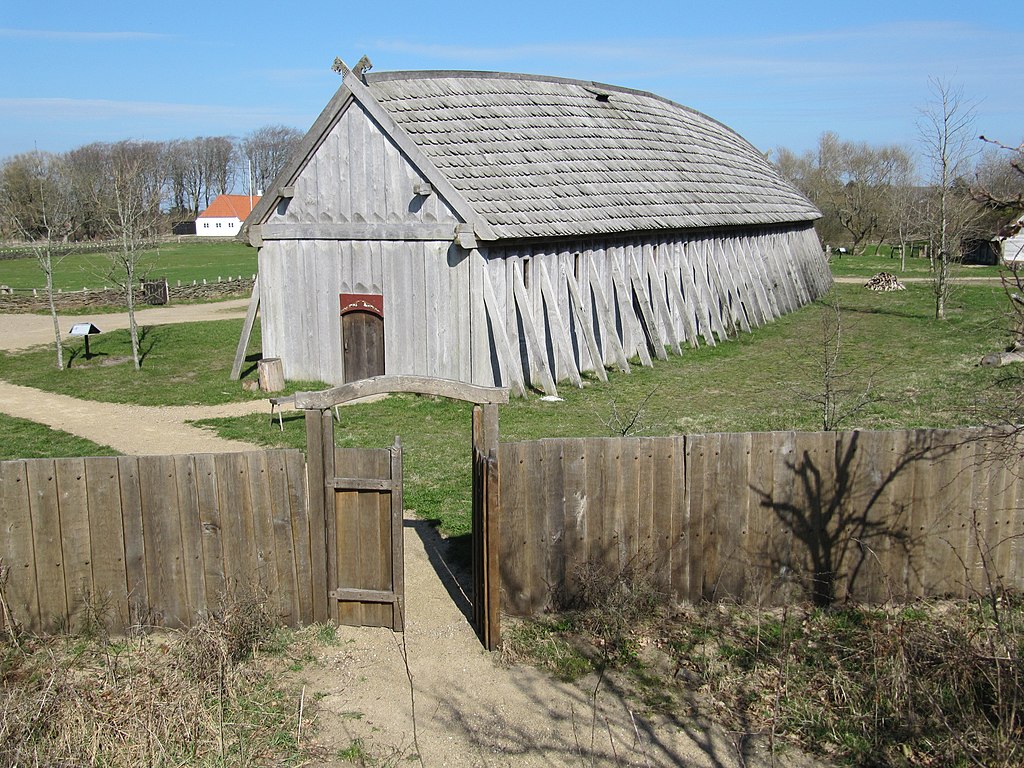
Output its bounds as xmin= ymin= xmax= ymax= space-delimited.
xmin=298 ymin=376 xmax=508 ymax=645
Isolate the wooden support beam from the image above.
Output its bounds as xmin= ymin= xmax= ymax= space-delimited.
xmin=692 ymin=240 xmax=733 ymax=342
xmin=564 ymin=268 xmax=608 ymax=382
xmin=230 ymin=276 xmax=260 ymax=380
xmin=481 ymin=269 xmax=528 ymax=397
xmin=644 ymin=246 xmax=682 ymax=355
xmin=628 ymin=259 xmax=668 ymax=360
xmin=665 ymin=262 xmax=700 ymax=349
xmin=610 ymin=263 xmax=653 ymax=367
xmin=511 ymin=263 xmax=558 ymax=396
xmin=260 ymin=222 xmax=457 ymax=242
xmin=305 ymin=409 xmax=334 ymax=624
xmin=390 ymin=437 xmax=405 ymax=632
xmin=586 ymin=268 xmax=630 ymax=373
xmin=294 ymin=374 xmax=511 ymax=410
xmin=538 ymin=262 xmax=583 ymax=387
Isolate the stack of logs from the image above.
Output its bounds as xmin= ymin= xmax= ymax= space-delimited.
xmin=864 ymin=272 xmax=906 ymax=291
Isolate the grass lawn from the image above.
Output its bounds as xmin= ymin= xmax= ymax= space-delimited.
xmin=0 ymin=238 xmax=256 ymax=292
xmin=828 ymin=249 xmax=1003 ymax=279
xmin=0 ymin=318 xmax=281 ymax=406
xmin=0 ymin=413 xmax=118 ymax=460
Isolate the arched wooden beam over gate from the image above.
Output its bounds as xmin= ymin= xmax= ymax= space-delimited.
xmin=297 ymin=375 xmax=508 ymax=650
xmin=293 ymin=374 xmax=510 ymax=410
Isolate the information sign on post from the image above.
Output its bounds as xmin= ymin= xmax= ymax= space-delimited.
xmin=69 ymin=322 xmax=101 ymax=356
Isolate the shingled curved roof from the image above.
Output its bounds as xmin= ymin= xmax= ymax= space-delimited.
xmin=364 ymin=70 xmax=819 ymax=241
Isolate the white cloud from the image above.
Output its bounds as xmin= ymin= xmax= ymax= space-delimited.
xmin=0 ymin=97 xmax=283 ymax=122
xmin=0 ymin=27 xmax=170 ymax=41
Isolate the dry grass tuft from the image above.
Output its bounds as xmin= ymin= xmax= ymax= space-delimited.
xmin=0 ymin=593 xmax=325 ymax=768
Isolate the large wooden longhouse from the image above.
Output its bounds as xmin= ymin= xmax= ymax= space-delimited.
xmin=239 ymin=62 xmax=831 ymax=395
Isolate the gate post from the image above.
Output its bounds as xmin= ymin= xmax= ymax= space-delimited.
xmin=305 ymin=408 xmax=335 ymax=624
xmin=472 ymin=404 xmax=501 ymax=649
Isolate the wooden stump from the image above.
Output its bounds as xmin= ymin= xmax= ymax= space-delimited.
xmin=258 ymin=358 xmax=285 ymax=392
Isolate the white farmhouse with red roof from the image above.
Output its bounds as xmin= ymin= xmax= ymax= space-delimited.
xmin=196 ymin=194 xmax=260 ymax=237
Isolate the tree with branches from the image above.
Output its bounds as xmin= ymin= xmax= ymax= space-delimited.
xmin=0 ymin=151 xmax=76 ymax=369
xmin=917 ymin=78 xmax=980 ymax=320
xmin=97 ymin=141 xmax=165 ymax=370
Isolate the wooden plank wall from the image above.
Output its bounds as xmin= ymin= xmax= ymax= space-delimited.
xmin=498 ymin=429 xmax=1024 ymax=614
xmin=0 ymin=450 xmax=316 ymax=634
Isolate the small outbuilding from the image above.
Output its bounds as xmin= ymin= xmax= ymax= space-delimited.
xmin=198 ymin=194 xmax=260 ymax=237
xmin=997 ymin=214 xmax=1024 ymax=265
xmin=238 ymin=62 xmax=831 ymax=395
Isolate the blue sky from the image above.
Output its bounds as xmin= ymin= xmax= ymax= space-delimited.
xmin=1 ymin=0 xmax=1021 ymax=162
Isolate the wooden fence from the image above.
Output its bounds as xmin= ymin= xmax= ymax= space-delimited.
xmin=498 ymin=429 xmax=1024 ymax=614
xmin=0 ymin=450 xmax=316 ymax=634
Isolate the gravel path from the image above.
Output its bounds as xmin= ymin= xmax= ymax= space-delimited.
xmin=0 ymin=298 xmax=250 ymax=352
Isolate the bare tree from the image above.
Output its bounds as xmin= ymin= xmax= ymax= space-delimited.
xmin=240 ymin=125 xmax=302 ymax=195
xmin=974 ymin=138 xmax=1024 ymax=211
xmin=817 ymin=133 xmax=915 ymax=256
xmin=97 ymin=141 xmax=165 ymax=369
xmin=917 ymin=78 xmax=980 ymax=320
xmin=201 ymin=136 xmax=236 ymax=202
xmin=0 ymin=151 xmax=75 ymax=369
xmin=774 ymin=135 xmax=914 ymax=255
xmin=806 ymin=293 xmax=877 ymax=431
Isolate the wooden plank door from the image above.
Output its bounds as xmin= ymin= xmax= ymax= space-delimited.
xmin=342 ymin=310 xmax=385 ymax=383
xmin=472 ymin=405 xmax=501 ymax=650
xmin=328 ymin=439 xmax=404 ymax=630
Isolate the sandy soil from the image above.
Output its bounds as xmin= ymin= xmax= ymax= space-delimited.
xmin=299 ymin=519 xmax=820 ymax=767
xmin=0 ymin=301 xmax=825 ymax=767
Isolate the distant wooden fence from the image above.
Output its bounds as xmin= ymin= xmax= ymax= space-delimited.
xmin=0 ymin=450 xmax=317 ymax=634
xmin=499 ymin=429 xmax=1024 ymax=614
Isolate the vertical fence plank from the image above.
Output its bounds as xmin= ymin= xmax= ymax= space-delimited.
xmin=746 ymin=432 xmax=776 ymax=604
xmin=26 ymin=459 xmax=66 ymax=633
xmin=668 ymin=436 xmax=689 ymax=600
xmin=267 ymin=450 xmax=300 ymax=626
xmin=716 ymin=433 xmax=750 ymax=599
xmin=561 ymin=438 xmax=587 ymax=604
xmin=619 ymin=438 xmax=641 ymax=572
xmin=174 ymin=454 xmax=207 ymax=621
xmin=284 ymin=449 xmax=314 ymax=625
xmin=685 ymin=435 xmax=707 ymax=602
xmin=637 ymin=437 xmax=657 ymax=577
xmin=499 ymin=442 xmax=529 ymax=615
xmin=117 ymin=456 xmax=148 ymax=628
xmin=55 ymin=458 xmax=92 ymax=632
xmin=525 ymin=441 xmax=549 ymax=612
xmin=193 ymin=454 xmax=226 ymax=614
xmin=1 ymin=461 xmax=39 ymax=632
xmin=85 ymin=456 xmax=129 ymax=632
xmin=246 ymin=451 xmax=281 ymax=605
xmin=541 ymin=439 xmax=566 ymax=611
xmin=139 ymin=455 xmax=189 ymax=628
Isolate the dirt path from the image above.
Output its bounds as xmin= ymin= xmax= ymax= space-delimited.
xmin=0 ymin=380 xmax=269 ymax=453
xmin=0 ymin=298 xmax=250 ymax=352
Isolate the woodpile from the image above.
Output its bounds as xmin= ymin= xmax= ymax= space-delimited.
xmin=864 ymin=272 xmax=906 ymax=291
